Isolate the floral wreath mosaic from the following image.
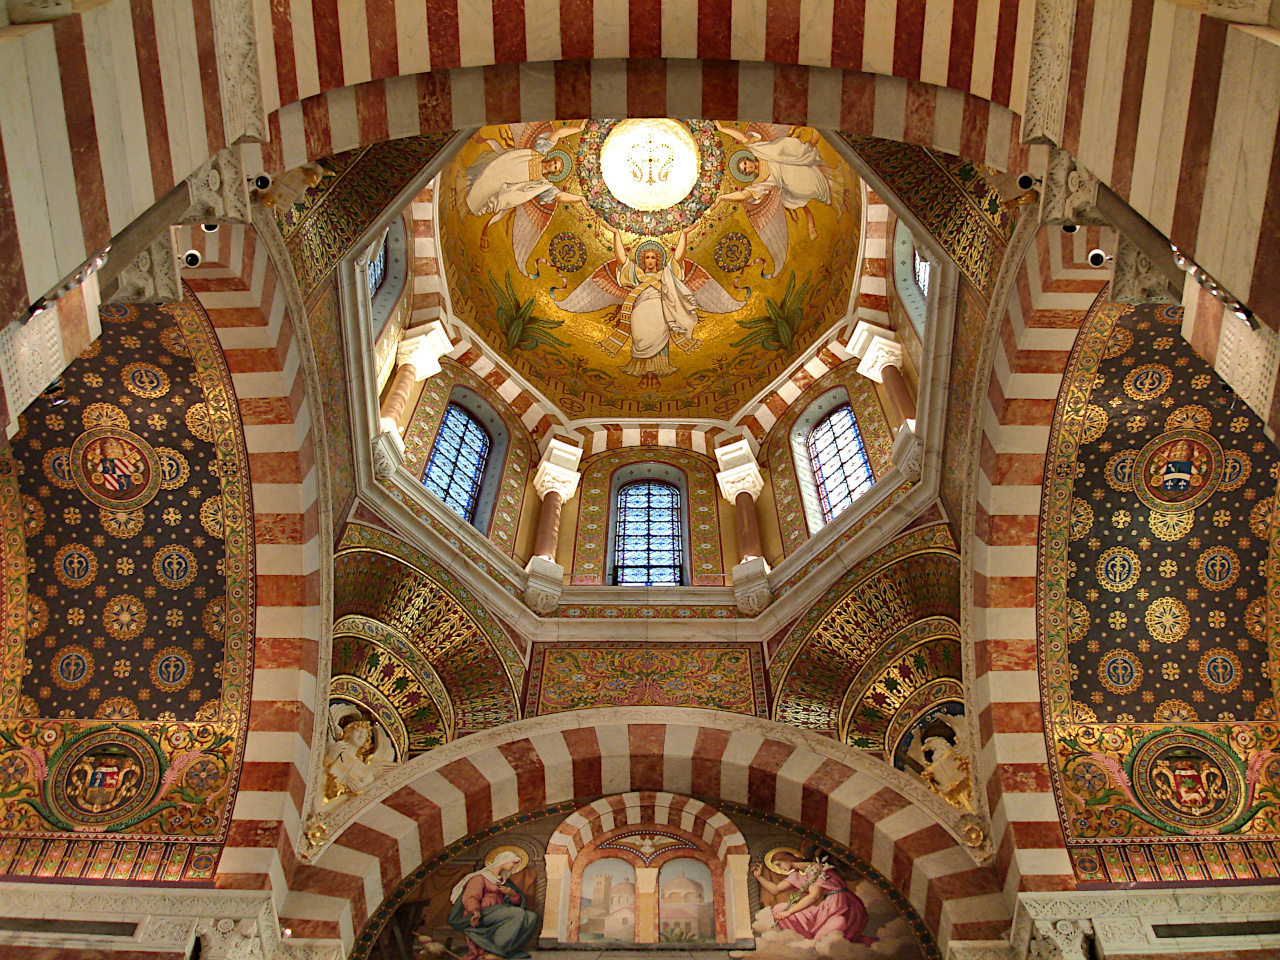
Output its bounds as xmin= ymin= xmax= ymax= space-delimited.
xmin=570 ymin=448 xmax=725 ymax=586
xmin=0 ymin=295 xmax=254 ymax=883
xmin=1039 ymin=297 xmax=1280 ymax=884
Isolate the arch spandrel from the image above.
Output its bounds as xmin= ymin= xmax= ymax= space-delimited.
xmin=294 ymin=709 xmax=998 ymax=954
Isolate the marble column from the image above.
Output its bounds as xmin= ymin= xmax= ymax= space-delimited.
xmin=856 ymin=331 xmax=915 ymax=426
xmin=371 ymin=321 xmax=452 ymax=481
xmin=715 ymin=439 xmax=772 ymax=616
xmin=524 ymin=439 xmax=583 ymax=614
xmin=378 ymin=321 xmax=452 ymax=432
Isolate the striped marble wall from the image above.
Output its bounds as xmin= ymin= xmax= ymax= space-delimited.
xmin=970 ymin=224 xmax=1107 ymax=897
xmin=176 ymin=222 xmax=326 ymax=904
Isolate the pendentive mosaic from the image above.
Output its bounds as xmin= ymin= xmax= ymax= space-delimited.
xmin=0 ymin=297 xmax=253 ymax=882
xmin=1040 ymin=298 xmax=1280 ymax=883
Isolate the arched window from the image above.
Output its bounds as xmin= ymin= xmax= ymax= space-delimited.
xmin=807 ymin=404 xmax=874 ymax=523
xmin=612 ymin=481 xmax=684 ymax=586
xmin=423 ymin=403 xmax=491 ymax=523
xmin=913 ymin=246 xmax=931 ymax=297
xmin=367 ymin=231 xmax=389 ymax=297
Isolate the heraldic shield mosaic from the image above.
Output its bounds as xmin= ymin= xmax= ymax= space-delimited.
xmin=1039 ymin=297 xmax=1280 ymax=883
xmin=0 ymin=296 xmax=253 ymax=882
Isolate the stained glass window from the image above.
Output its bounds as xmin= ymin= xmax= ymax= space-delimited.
xmin=368 ymin=234 xmax=388 ymax=298
xmin=613 ymin=481 xmax=684 ymax=586
xmin=423 ymin=404 xmax=490 ymax=523
xmin=808 ymin=405 xmax=874 ymax=523
xmin=913 ymin=246 xmax=931 ymax=298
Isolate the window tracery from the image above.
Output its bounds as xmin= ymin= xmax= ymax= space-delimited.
xmin=612 ymin=481 xmax=684 ymax=586
xmin=807 ymin=405 xmax=874 ymax=523
xmin=423 ymin=403 xmax=491 ymax=523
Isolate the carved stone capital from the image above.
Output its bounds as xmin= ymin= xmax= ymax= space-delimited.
xmin=891 ymin=421 xmax=923 ymax=483
xmin=714 ymin=439 xmax=764 ymax=502
xmin=1040 ymin=149 xmax=1107 ymax=227
xmin=178 ymin=147 xmax=251 ymax=225
xmin=371 ymin=429 xmax=406 ymax=481
xmin=1029 ymin=919 xmax=1093 ymax=960
xmin=1110 ymin=235 xmax=1180 ymax=305
xmin=533 ymin=438 xmax=583 ymax=501
xmin=1205 ymin=0 xmax=1275 ymax=24
xmin=104 ymin=231 xmax=181 ymax=304
xmin=196 ymin=917 xmax=265 ymax=960
xmin=732 ymin=557 xmax=772 ymax=616
xmin=1023 ymin=0 xmax=1078 ymax=145
xmin=717 ymin=463 xmax=764 ymax=502
xmin=7 ymin=0 xmax=71 ymax=21
xmin=856 ymin=335 xmax=904 ymax=383
xmin=847 ymin=320 xmax=894 ymax=360
xmin=396 ymin=321 xmax=453 ymax=380
xmin=524 ymin=555 xmax=564 ymax=615
xmin=210 ymin=0 xmax=267 ymax=143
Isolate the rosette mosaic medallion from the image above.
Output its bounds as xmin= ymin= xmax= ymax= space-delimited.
xmin=1040 ymin=298 xmax=1280 ymax=883
xmin=0 ymin=296 xmax=253 ymax=882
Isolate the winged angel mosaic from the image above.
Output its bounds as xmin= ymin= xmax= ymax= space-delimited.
xmin=445 ymin=120 xmax=858 ymax=413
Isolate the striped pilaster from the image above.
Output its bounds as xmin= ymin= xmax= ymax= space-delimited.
xmin=971 ymin=225 xmax=1106 ymax=899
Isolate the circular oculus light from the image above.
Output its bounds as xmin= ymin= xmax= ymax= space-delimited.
xmin=599 ymin=118 xmax=700 ymax=212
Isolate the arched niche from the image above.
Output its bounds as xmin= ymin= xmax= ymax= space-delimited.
xmin=541 ymin=793 xmax=752 ymax=948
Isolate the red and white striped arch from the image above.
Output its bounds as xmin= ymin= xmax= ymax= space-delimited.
xmin=281 ymin=710 xmax=1007 ymax=952
xmin=257 ymin=0 xmax=1037 ymax=114
xmin=969 ymin=224 xmax=1108 ymax=898
xmin=174 ymin=222 xmax=327 ymax=899
xmin=260 ymin=61 xmax=1027 ymax=176
xmin=547 ymin=792 xmax=749 ymax=860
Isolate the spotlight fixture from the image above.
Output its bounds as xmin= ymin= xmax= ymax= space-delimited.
xmin=250 ymin=173 xmax=272 ymax=191
xmin=182 ymin=249 xmax=203 ymax=268
xmin=1087 ymin=249 xmax=1111 ymax=268
xmin=1016 ymin=173 xmax=1040 ymax=191
xmin=1174 ymin=245 xmax=1260 ymax=330
xmin=200 ymin=223 xmax=220 ymax=233
xmin=1062 ymin=223 xmax=1079 ymax=234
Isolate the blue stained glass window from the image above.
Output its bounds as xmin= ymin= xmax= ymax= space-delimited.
xmin=808 ymin=405 xmax=874 ymax=523
xmin=913 ymin=247 xmax=931 ymax=298
xmin=423 ymin=404 xmax=490 ymax=523
xmin=613 ymin=481 xmax=684 ymax=586
xmin=368 ymin=234 xmax=388 ymax=298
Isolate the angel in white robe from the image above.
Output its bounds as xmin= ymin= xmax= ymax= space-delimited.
xmin=463 ymin=122 xmax=585 ymax=273
xmin=712 ymin=122 xmax=842 ymax=274
xmin=554 ymin=225 xmax=744 ymax=388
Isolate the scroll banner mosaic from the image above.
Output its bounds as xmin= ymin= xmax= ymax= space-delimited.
xmin=571 ymin=448 xmax=724 ymax=586
xmin=526 ymin=643 xmax=766 ymax=717
xmin=0 ymin=297 xmax=254 ymax=882
xmin=1040 ymin=298 xmax=1280 ymax=883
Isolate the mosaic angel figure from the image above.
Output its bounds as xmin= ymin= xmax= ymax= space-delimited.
xmin=712 ymin=121 xmax=843 ymax=275
xmin=554 ymin=225 xmax=743 ymax=388
xmin=463 ymin=121 xmax=584 ymax=275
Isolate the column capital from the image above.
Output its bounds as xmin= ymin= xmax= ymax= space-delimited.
xmin=856 ymin=335 xmax=904 ymax=383
xmin=715 ymin=439 xmax=764 ymax=502
xmin=534 ymin=438 xmax=583 ymax=501
xmin=1040 ymin=148 xmax=1107 ymax=227
xmin=847 ymin=320 xmax=894 ymax=360
xmin=396 ymin=321 xmax=453 ymax=380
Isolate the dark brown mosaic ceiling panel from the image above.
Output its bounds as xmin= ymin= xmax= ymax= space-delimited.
xmin=10 ymin=303 xmax=229 ymax=721
xmin=1065 ymin=307 xmax=1277 ymax=723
